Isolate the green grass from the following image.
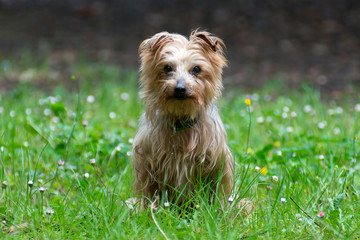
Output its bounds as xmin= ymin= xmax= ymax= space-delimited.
xmin=0 ymin=54 xmax=359 ymax=239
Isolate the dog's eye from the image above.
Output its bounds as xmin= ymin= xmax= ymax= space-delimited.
xmin=192 ymin=66 xmax=201 ymax=75
xmin=164 ymin=65 xmax=173 ymax=74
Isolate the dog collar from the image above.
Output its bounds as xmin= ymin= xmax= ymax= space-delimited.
xmin=167 ymin=118 xmax=197 ymax=132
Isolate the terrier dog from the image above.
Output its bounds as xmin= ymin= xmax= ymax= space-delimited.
xmin=132 ymin=31 xmax=233 ymax=208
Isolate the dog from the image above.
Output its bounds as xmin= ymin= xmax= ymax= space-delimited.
xmin=132 ymin=31 xmax=233 ymax=208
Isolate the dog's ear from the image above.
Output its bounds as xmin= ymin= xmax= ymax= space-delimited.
xmin=139 ymin=32 xmax=173 ymax=56
xmin=190 ymin=31 xmax=227 ymax=70
xmin=190 ymin=31 xmax=226 ymax=53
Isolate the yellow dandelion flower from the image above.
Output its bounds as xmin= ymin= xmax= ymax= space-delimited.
xmin=274 ymin=141 xmax=280 ymax=147
xmin=245 ymin=99 xmax=251 ymax=106
xmin=260 ymin=167 xmax=268 ymax=175
xmin=246 ymin=147 xmax=254 ymax=154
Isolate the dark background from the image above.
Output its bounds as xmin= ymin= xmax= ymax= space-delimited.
xmin=1 ymin=0 xmax=359 ymax=96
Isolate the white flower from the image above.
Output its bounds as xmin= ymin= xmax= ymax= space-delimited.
xmin=52 ymin=117 xmax=60 ymax=123
xmin=25 ymin=108 xmax=32 ymax=115
xmin=0 ymin=146 xmax=4 ymax=152
xmin=317 ymin=155 xmax=325 ymax=160
xmin=285 ymin=99 xmax=292 ymax=106
xmin=304 ymin=105 xmax=312 ymax=113
xmin=283 ymin=106 xmax=290 ymax=112
xmin=109 ymin=112 xmax=116 ymax=119
xmin=126 ymin=151 xmax=132 ymax=156
xmin=318 ymin=121 xmax=327 ymax=129
xmin=257 ymin=116 xmax=264 ymax=123
xmin=335 ymin=107 xmax=343 ymax=114
xmin=355 ymin=104 xmax=360 ymax=112
xmin=87 ymin=95 xmax=95 ymax=103
xmin=282 ymin=112 xmax=288 ymax=118
xmin=276 ymin=150 xmax=282 ymax=156
xmin=45 ymin=207 xmax=55 ymax=215
xmin=121 ymin=92 xmax=129 ymax=101
xmin=39 ymin=187 xmax=46 ymax=193
xmin=10 ymin=110 xmax=15 ymax=117
xmin=255 ymin=166 xmax=261 ymax=171
xmin=272 ymin=176 xmax=279 ymax=182
xmin=328 ymin=109 xmax=335 ymax=115
xmin=228 ymin=195 xmax=235 ymax=203
xmin=44 ymin=109 xmax=51 ymax=116
xmin=38 ymin=98 xmax=44 ymax=105
xmin=23 ymin=142 xmax=29 ymax=147
xmin=290 ymin=111 xmax=297 ymax=117
xmin=295 ymin=213 xmax=302 ymax=220
xmin=292 ymin=152 xmax=296 ymax=157
xmin=252 ymin=93 xmax=259 ymax=101
xmin=333 ymin=127 xmax=340 ymax=135
xmin=164 ymin=201 xmax=170 ymax=208
xmin=280 ymin=197 xmax=286 ymax=203
xmin=266 ymin=116 xmax=273 ymax=122
xmin=115 ymin=145 xmax=121 ymax=151
xmin=48 ymin=96 xmax=57 ymax=104
xmin=28 ymin=180 xmax=34 ymax=187
xmin=0 ymin=106 xmax=3 ymax=114
xmin=84 ymin=173 xmax=90 ymax=178
xmin=128 ymin=138 xmax=134 ymax=144
xmin=286 ymin=126 xmax=293 ymax=133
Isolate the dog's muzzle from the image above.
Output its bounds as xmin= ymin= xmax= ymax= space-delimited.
xmin=174 ymin=78 xmax=187 ymax=100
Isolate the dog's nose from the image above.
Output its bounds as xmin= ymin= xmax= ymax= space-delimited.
xmin=174 ymin=79 xmax=187 ymax=99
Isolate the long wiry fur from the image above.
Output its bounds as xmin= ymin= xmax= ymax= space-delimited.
xmin=133 ymin=31 xmax=233 ymax=207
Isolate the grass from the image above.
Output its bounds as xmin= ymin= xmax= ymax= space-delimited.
xmin=0 ymin=53 xmax=360 ymax=239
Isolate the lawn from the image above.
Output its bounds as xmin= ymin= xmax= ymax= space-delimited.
xmin=0 ymin=54 xmax=359 ymax=239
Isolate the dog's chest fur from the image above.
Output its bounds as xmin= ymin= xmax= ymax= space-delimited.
xmin=134 ymin=106 xmax=227 ymax=193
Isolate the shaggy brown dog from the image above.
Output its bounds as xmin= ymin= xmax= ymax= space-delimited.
xmin=132 ymin=31 xmax=233 ymax=208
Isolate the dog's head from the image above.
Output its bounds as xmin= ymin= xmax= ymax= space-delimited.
xmin=138 ymin=31 xmax=227 ymax=121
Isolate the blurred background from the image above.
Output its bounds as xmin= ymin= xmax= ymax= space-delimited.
xmin=0 ymin=0 xmax=359 ymax=97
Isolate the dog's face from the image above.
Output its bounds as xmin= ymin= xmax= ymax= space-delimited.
xmin=138 ymin=31 xmax=227 ymax=120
